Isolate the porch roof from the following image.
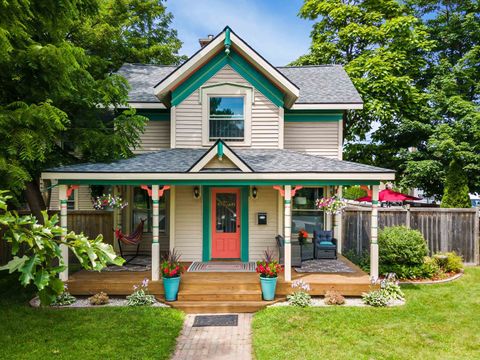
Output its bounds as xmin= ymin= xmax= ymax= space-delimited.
xmin=42 ymin=148 xmax=395 ymax=184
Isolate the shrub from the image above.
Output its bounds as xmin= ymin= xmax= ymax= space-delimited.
xmin=127 ymin=278 xmax=155 ymax=306
xmin=324 ymin=290 xmax=345 ymax=305
xmin=344 ymin=249 xmax=370 ymax=272
xmin=378 ymin=226 xmax=428 ymax=277
xmin=88 ymin=292 xmax=109 ymax=305
xmin=441 ymin=159 xmax=471 ymax=208
xmin=422 ymin=257 xmax=442 ymax=278
xmin=287 ymin=280 xmax=311 ymax=307
xmin=343 ymin=185 xmax=368 ymax=200
xmin=434 ymin=252 xmax=463 ymax=273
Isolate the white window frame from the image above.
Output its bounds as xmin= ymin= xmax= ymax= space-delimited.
xmin=201 ymin=83 xmax=252 ymax=146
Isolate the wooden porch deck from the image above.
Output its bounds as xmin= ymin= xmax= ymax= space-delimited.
xmin=67 ymin=255 xmax=374 ymax=313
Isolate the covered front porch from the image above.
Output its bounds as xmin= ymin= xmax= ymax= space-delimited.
xmin=66 ymin=254 xmax=373 ymax=313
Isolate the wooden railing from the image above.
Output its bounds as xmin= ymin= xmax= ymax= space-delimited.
xmin=342 ymin=207 xmax=480 ymax=265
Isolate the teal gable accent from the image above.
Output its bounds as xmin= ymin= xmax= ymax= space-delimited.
xmin=172 ymin=49 xmax=284 ymax=107
xmin=202 ymin=186 xmax=249 ymax=262
xmin=136 ymin=109 xmax=170 ymax=121
xmin=217 ymin=141 xmax=224 ymax=158
xmin=284 ymin=109 xmax=343 ymax=122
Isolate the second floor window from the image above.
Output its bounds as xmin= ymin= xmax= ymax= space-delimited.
xmin=209 ymin=96 xmax=245 ymax=141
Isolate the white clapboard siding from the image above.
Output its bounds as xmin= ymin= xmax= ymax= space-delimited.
xmin=174 ymin=186 xmax=203 ymax=261
xmin=284 ymin=121 xmax=341 ymax=158
xmin=248 ymin=187 xmax=278 ymax=261
xmin=175 ymin=65 xmax=280 ymax=148
xmin=134 ymin=121 xmax=170 ymax=154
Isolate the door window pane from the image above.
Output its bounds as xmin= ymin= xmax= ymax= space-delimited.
xmin=292 ymin=188 xmax=325 ymax=235
xmin=215 ymin=193 xmax=237 ymax=233
xmin=209 ymin=97 xmax=244 ymax=141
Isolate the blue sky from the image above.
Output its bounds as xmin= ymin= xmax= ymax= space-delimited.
xmin=165 ymin=0 xmax=314 ymax=66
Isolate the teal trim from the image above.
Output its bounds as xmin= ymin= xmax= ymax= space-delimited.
xmin=217 ymin=141 xmax=224 ymax=158
xmin=240 ymin=187 xmax=249 ymax=262
xmin=171 ymin=49 xmax=284 ymax=107
xmin=284 ymin=109 xmax=343 ymax=122
xmin=60 ymin=200 xmax=67 ymax=204
xmin=372 ymin=200 xmax=379 ymax=205
xmin=202 ymin=186 xmax=211 ymax=261
xmin=202 ymin=186 xmax=249 ymax=262
xmin=285 ymin=199 xmax=291 ymax=204
xmin=152 ymin=200 xmax=159 ymax=204
xmin=136 ymin=109 xmax=170 ymax=121
xmin=224 ymin=27 xmax=231 ymax=55
xmin=58 ymin=179 xmax=382 ymax=186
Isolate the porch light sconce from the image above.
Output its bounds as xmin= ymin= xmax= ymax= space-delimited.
xmin=251 ymin=186 xmax=258 ymax=200
xmin=193 ymin=186 xmax=201 ymax=199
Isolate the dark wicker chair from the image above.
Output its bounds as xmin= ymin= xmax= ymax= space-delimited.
xmin=275 ymin=235 xmax=302 ymax=267
xmin=313 ymin=230 xmax=337 ymax=260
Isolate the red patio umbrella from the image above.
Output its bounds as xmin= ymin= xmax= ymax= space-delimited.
xmin=356 ymin=189 xmax=420 ymax=202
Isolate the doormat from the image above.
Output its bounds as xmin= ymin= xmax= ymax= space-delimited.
xmin=193 ymin=315 xmax=238 ymax=327
xmin=187 ymin=261 xmax=256 ymax=272
xmin=295 ymin=259 xmax=355 ymax=273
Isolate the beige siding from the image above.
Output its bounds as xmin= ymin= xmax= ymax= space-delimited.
xmin=248 ymin=187 xmax=279 ymax=261
xmin=134 ymin=121 xmax=170 ymax=154
xmin=48 ymin=185 xmax=92 ymax=210
xmin=175 ymin=65 xmax=280 ymax=149
xmin=174 ymin=186 xmax=203 ymax=261
xmin=204 ymin=156 xmax=238 ymax=169
xmin=284 ymin=121 xmax=341 ymax=158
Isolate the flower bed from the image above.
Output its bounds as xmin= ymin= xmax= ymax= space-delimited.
xmin=29 ymin=296 xmax=169 ymax=308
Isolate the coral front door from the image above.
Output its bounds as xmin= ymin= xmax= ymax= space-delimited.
xmin=212 ymin=188 xmax=241 ymax=259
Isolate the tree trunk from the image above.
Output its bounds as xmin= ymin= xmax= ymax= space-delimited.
xmin=24 ymin=180 xmax=47 ymax=224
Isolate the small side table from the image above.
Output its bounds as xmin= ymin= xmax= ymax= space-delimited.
xmin=300 ymin=242 xmax=314 ymax=261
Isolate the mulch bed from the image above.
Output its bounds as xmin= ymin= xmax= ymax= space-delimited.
xmin=398 ymin=270 xmax=464 ymax=285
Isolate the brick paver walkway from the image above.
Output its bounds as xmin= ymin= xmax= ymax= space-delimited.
xmin=171 ymin=313 xmax=252 ymax=360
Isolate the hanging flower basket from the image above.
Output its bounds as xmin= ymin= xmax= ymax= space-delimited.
xmin=315 ymin=196 xmax=346 ymax=214
xmin=93 ymin=194 xmax=128 ymax=210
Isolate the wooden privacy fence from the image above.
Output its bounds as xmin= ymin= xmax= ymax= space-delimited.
xmin=0 ymin=210 xmax=114 ymax=266
xmin=342 ymin=207 xmax=480 ymax=265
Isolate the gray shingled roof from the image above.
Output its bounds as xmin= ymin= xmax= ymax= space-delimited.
xmin=45 ymin=148 xmax=393 ymax=174
xmin=116 ymin=63 xmax=362 ymax=105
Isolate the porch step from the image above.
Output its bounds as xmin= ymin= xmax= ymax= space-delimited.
xmin=177 ymin=289 xmax=262 ymax=301
xmin=164 ymin=298 xmax=284 ymax=314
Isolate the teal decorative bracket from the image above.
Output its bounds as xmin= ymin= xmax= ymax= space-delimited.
xmin=224 ymin=27 xmax=231 ymax=55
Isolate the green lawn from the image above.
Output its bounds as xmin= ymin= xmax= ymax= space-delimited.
xmin=0 ymin=273 xmax=184 ymax=360
xmin=253 ymin=267 xmax=480 ymax=360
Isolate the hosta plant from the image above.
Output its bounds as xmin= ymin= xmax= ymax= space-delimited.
xmin=362 ymin=290 xmax=390 ymax=307
xmin=0 ymin=190 xmax=124 ymax=305
xmin=287 ymin=279 xmax=311 ymax=307
xmin=126 ymin=278 xmax=156 ymax=306
xmin=51 ymin=285 xmax=76 ymax=306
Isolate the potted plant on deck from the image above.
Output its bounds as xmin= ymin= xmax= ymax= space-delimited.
xmin=256 ymin=249 xmax=282 ymax=301
xmin=160 ymin=249 xmax=184 ymax=301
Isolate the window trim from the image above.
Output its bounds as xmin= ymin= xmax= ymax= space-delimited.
xmin=291 ymin=186 xmax=326 ymax=236
xmin=201 ymin=83 xmax=252 ymax=146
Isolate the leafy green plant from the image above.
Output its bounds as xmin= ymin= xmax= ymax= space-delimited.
xmin=126 ymin=278 xmax=156 ymax=306
xmin=362 ymin=290 xmax=390 ymax=307
xmin=51 ymin=286 xmax=76 ymax=306
xmin=88 ymin=292 xmax=110 ymax=305
xmin=441 ymin=160 xmax=471 ymax=208
xmin=378 ymin=226 xmax=428 ymax=278
xmin=343 ymin=186 xmax=368 ymax=200
xmin=161 ymin=249 xmax=184 ymax=278
xmin=0 ymin=191 xmax=124 ymax=305
xmin=324 ymin=290 xmax=345 ymax=305
xmin=380 ymin=274 xmax=404 ymax=300
xmin=344 ymin=249 xmax=370 ymax=272
xmin=434 ymin=252 xmax=464 ymax=273
xmin=287 ymin=280 xmax=312 ymax=307
xmin=422 ymin=257 xmax=442 ymax=278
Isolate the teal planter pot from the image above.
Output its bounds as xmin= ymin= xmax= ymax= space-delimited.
xmin=163 ymin=276 xmax=181 ymax=301
xmin=260 ymin=276 xmax=277 ymax=301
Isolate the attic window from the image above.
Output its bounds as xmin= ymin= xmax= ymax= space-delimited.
xmin=209 ymin=97 xmax=244 ymax=141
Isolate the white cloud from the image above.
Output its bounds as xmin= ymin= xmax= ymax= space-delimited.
xmin=165 ymin=0 xmax=313 ymax=65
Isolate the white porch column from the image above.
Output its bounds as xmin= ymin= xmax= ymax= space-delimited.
xmin=284 ymin=185 xmax=292 ymax=282
xmin=169 ymin=186 xmax=176 ymax=252
xmin=370 ymin=184 xmax=379 ymax=280
xmin=151 ymin=185 xmax=160 ymax=281
xmin=334 ymin=186 xmax=343 ymax=254
xmin=58 ymin=184 xmax=69 ymax=282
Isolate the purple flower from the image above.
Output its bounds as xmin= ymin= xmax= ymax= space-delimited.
xmin=142 ymin=278 xmax=149 ymax=288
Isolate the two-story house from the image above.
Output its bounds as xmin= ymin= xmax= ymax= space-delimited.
xmin=42 ymin=27 xmax=395 ymax=285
